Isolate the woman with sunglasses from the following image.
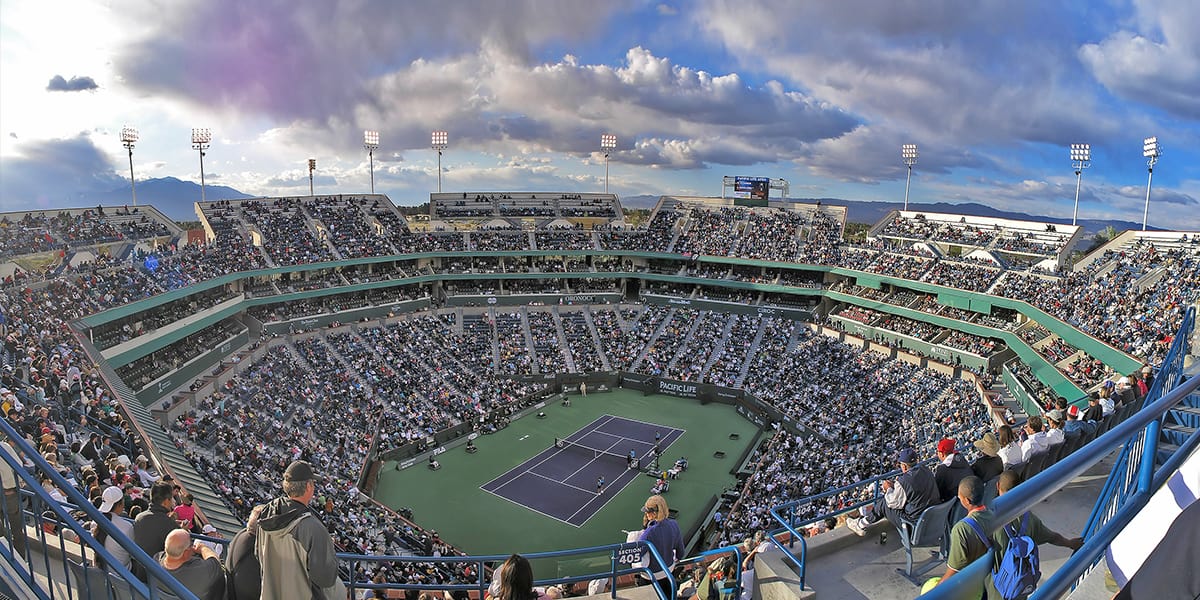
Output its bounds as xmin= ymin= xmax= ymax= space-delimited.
xmin=638 ymin=495 xmax=685 ymax=590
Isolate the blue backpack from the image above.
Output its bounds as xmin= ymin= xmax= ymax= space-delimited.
xmin=964 ymin=514 xmax=1041 ymax=600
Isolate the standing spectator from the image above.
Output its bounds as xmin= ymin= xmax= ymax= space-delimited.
xmin=155 ymin=528 xmax=225 ymax=600
xmin=172 ymin=492 xmax=197 ymax=532
xmin=134 ymin=481 xmax=179 ymax=577
xmin=933 ymin=476 xmax=989 ymax=591
xmin=847 ymin=448 xmax=940 ymax=536
xmin=255 ymin=460 xmax=342 ymax=599
xmin=638 ymin=494 xmax=685 ymax=589
xmin=933 ymin=438 xmax=973 ymax=502
xmin=970 ymin=432 xmax=1004 ymax=482
xmin=0 ymin=438 xmax=28 ymax=557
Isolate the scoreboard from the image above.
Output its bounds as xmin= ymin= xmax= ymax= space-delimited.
xmin=733 ymin=176 xmax=770 ymax=200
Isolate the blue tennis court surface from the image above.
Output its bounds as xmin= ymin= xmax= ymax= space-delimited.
xmin=481 ymin=415 xmax=684 ymax=526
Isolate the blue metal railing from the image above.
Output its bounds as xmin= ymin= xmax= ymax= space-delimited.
xmin=3 ymin=412 xmax=679 ymax=599
xmin=1 ymin=417 xmax=200 ymax=599
xmin=768 ymin=461 xmax=942 ymax=589
xmin=675 ymin=544 xmax=745 ymax=600
xmin=338 ymin=541 xmax=677 ymax=600
xmin=921 ymin=306 xmax=1197 ymax=599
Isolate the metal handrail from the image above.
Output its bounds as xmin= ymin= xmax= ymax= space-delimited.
xmin=675 ymin=544 xmax=745 ymax=600
xmin=920 ymin=307 xmax=1197 ymax=599
xmin=1 ymin=417 xmax=200 ymax=599
xmin=339 ymin=540 xmax=677 ymax=600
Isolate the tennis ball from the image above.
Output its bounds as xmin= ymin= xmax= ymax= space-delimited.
xmin=920 ymin=577 xmax=941 ymax=594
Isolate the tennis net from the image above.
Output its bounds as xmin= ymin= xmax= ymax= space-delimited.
xmin=553 ymin=438 xmax=639 ymax=469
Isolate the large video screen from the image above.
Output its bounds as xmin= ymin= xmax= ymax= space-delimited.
xmin=734 ymin=176 xmax=770 ymax=200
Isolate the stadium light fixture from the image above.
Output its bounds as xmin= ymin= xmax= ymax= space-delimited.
xmin=901 ymin=144 xmax=918 ymax=211
xmin=1142 ymin=136 xmax=1160 ymax=231
xmin=1069 ymin=143 xmax=1090 ymax=226
xmin=600 ymin=133 xmax=617 ymax=194
xmin=431 ymin=130 xmax=448 ymax=193
xmin=192 ymin=128 xmax=212 ymax=203
xmin=308 ymin=158 xmax=317 ymax=196
xmin=364 ymin=130 xmax=380 ymax=194
xmin=121 ymin=126 xmax=139 ymax=206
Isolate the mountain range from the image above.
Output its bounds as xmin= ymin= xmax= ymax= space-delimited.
xmin=86 ymin=177 xmax=253 ymax=221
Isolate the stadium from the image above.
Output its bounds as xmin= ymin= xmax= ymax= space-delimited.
xmin=1 ymin=183 xmax=1197 ymax=599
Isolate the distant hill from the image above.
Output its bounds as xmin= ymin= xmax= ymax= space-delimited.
xmin=619 ymin=194 xmax=1150 ymax=236
xmin=87 ymin=177 xmax=253 ymax=221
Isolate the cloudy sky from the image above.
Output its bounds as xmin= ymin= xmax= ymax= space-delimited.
xmin=1 ymin=0 xmax=1197 ymax=228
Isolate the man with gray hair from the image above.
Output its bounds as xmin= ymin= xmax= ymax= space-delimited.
xmin=155 ymin=528 xmax=224 ymax=600
xmin=253 ymin=460 xmax=342 ymax=599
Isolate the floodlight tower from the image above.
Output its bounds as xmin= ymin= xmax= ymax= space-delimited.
xmin=364 ymin=130 xmax=380 ymax=194
xmin=431 ymin=130 xmax=448 ymax=193
xmin=121 ymin=126 xmax=139 ymax=206
xmin=1069 ymin=143 xmax=1090 ymax=226
xmin=192 ymin=128 xmax=212 ymax=202
xmin=600 ymin=133 xmax=617 ymax=194
xmin=1142 ymin=137 xmax=1160 ymax=231
xmin=308 ymin=158 xmax=317 ymax=196
xmin=902 ymin=144 xmax=919 ymax=211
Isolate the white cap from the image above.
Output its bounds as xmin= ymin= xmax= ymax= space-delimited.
xmin=98 ymin=486 xmax=124 ymax=513
xmin=202 ymin=523 xmax=217 ymax=534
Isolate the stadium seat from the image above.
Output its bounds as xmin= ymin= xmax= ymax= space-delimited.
xmin=1021 ymin=449 xmax=1049 ymax=481
xmin=895 ymin=496 xmax=958 ymax=582
xmin=982 ymin=474 xmax=1001 ymax=507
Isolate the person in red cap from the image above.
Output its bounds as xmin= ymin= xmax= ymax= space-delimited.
xmin=933 ymin=438 xmax=973 ymax=502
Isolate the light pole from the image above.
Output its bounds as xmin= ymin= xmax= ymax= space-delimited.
xmin=1142 ymin=137 xmax=1160 ymax=231
xmin=121 ymin=126 xmax=139 ymax=206
xmin=902 ymin=143 xmax=918 ymax=211
xmin=364 ymin=130 xmax=379 ymax=194
xmin=1069 ymin=143 xmax=1090 ymax=226
xmin=308 ymin=158 xmax=317 ymax=196
xmin=600 ymin=133 xmax=617 ymax=194
xmin=431 ymin=130 xmax=448 ymax=193
xmin=192 ymin=128 xmax=212 ymax=203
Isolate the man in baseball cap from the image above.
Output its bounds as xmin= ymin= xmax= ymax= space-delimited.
xmin=253 ymin=461 xmax=342 ymax=598
xmin=847 ymin=447 xmax=940 ymax=536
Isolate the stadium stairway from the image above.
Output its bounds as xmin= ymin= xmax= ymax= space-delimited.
xmin=699 ymin=313 xmax=737 ymax=380
xmin=87 ymin=354 xmax=245 ymax=536
xmin=734 ymin=322 xmax=768 ymax=388
xmin=1156 ymin=386 xmax=1200 ymax=465
xmin=630 ymin=308 xmax=676 ymax=372
xmin=581 ymin=307 xmax=614 ymax=371
xmin=549 ymin=307 xmax=578 ymax=372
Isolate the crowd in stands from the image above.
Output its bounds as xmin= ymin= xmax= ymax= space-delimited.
xmin=4 ymin=196 xmax=1196 ymax=587
xmin=877 ymin=315 xmax=941 ymax=342
xmin=723 ymin=328 xmax=989 ymax=546
xmin=1 ymin=207 xmax=172 ymax=260
xmin=940 ymin=331 xmax=1000 ymax=357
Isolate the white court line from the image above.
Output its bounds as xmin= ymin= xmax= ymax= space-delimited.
xmin=479 ymin=482 xmax=581 ymax=528
xmin=525 ymin=470 xmax=599 ymax=495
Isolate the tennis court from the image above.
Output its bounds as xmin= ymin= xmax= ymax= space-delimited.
xmin=481 ymin=415 xmax=684 ymax=526
xmin=374 ymin=389 xmax=760 ymax=556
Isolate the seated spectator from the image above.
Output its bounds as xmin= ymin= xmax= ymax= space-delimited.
xmin=1020 ymin=416 xmax=1049 ymax=462
xmin=155 ymin=528 xmax=225 ymax=600
xmin=996 ymin=425 xmax=1023 ymax=468
xmin=969 ymin=432 xmax=1004 ymax=482
xmin=1063 ymin=405 xmax=1095 ymax=439
xmin=847 ymin=448 xmax=940 ymax=536
xmin=933 ymin=438 xmax=973 ymax=502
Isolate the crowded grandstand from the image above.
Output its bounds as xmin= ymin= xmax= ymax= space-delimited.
xmin=1 ymin=192 xmax=1197 ymax=594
